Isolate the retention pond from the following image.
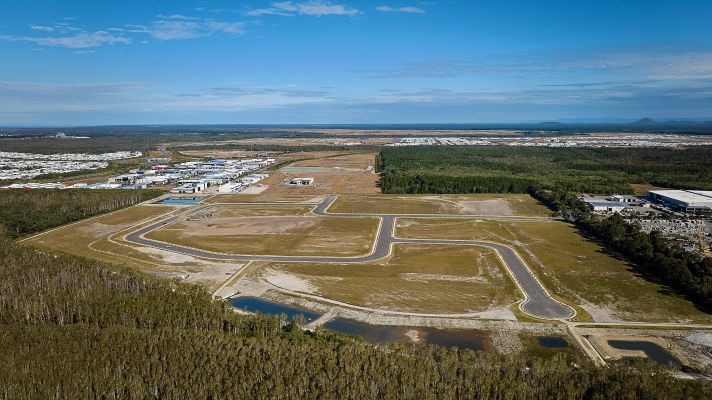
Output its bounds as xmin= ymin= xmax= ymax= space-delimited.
xmin=157 ymin=197 xmax=204 ymax=205
xmin=608 ymin=340 xmax=679 ymax=366
xmin=230 ymin=296 xmax=321 ymax=323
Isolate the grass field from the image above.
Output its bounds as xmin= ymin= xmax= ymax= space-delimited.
xmin=205 ymin=193 xmax=323 ymax=204
xmin=24 ymin=204 xmax=248 ymax=290
xmin=250 ymin=244 xmax=519 ymax=314
xmin=258 ymin=153 xmax=379 ymax=197
xmin=395 ymin=218 xmax=712 ymax=324
xmin=145 ymin=213 xmax=380 ymax=257
xmin=201 ymin=204 xmax=315 ymax=217
xmin=25 ymin=205 xmax=177 ymax=265
xmin=328 ymin=194 xmax=552 ymax=216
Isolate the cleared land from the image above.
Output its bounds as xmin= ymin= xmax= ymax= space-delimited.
xmin=258 ymin=153 xmax=379 ymax=198
xmin=248 ymin=244 xmax=519 ymax=315
xmin=196 ymin=204 xmax=315 ymax=217
xmin=329 ymin=194 xmax=552 ymax=216
xmin=145 ymin=209 xmax=380 ymax=257
xmin=25 ymin=204 xmax=246 ymax=291
xmin=395 ymin=218 xmax=712 ymax=324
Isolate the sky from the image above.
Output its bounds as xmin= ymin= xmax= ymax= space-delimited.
xmin=1 ymin=0 xmax=712 ymax=126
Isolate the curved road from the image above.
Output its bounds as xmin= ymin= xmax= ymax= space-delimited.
xmin=125 ymin=195 xmax=574 ymax=320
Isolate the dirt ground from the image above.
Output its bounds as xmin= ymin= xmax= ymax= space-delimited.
xmin=395 ymin=218 xmax=712 ymax=324
xmin=258 ymin=153 xmax=380 ymax=197
xmin=576 ymin=326 xmax=712 ymax=371
xmin=329 ymin=194 xmax=551 ymax=216
xmin=146 ymin=212 xmax=380 ymax=257
xmin=239 ymin=244 xmax=520 ymax=315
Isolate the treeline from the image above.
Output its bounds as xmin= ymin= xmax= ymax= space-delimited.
xmin=0 ymin=189 xmax=163 ymax=237
xmin=378 ymin=146 xmax=712 ymax=194
xmin=378 ymin=145 xmax=712 ymax=314
xmin=178 ymin=143 xmax=382 ymax=154
xmin=1 ymin=236 xmax=710 ymax=398
xmin=531 ymin=188 xmax=712 ymax=312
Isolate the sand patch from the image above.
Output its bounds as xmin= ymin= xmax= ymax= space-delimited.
xmin=262 ymin=268 xmax=316 ymax=293
xmin=81 ymin=222 xmax=125 ymax=237
xmin=241 ymin=184 xmax=268 ymax=194
xmin=405 ymin=329 xmax=422 ymax=343
xmin=183 ymin=216 xmax=319 ymax=236
xmin=457 ymin=199 xmax=513 ymax=215
xmin=400 ymin=273 xmax=488 ymax=283
xmin=136 ymin=246 xmax=198 ymax=263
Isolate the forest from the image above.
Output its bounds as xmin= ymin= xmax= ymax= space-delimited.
xmin=1 ymin=190 xmax=710 ymax=398
xmin=378 ymin=146 xmax=712 ymax=194
xmin=377 ymin=146 xmax=712 ymax=315
xmin=0 ymin=188 xmax=163 ymax=237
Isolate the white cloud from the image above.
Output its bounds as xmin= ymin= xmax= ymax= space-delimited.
xmin=376 ymin=6 xmax=425 ymax=14
xmin=156 ymin=14 xmax=199 ymax=20
xmin=30 ymin=25 xmax=54 ymax=32
xmin=5 ymin=14 xmax=246 ymax=50
xmin=246 ymin=1 xmax=359 ymax=17
xmin=1 ymin=31 xmax=131 ymax=49
xmin=127 ymin=17 xmax=244 ymax=41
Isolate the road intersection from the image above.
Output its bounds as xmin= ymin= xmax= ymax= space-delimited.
xmin=125 ymin=195 xmax=575 ymax=320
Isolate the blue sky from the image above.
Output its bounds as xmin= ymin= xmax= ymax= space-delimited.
xmin=1 ymin=0 xmax=712 ymax=126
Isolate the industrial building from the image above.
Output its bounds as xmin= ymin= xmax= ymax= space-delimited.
xmin=647 ymin=190 xmax=712 ymax=214
xmin=609 ymin=194 xmax=639 ymax=203
xmin=288 ymin=177 xmax=314 ymax=186
xmin=582 ymin=198 xmax=628 ymax=213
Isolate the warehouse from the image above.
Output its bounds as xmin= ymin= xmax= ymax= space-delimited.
xmin=583 ymin=199 xmax=628 ymax=213
xmin=289 ymin=177 xmax=314 ymax=186
xmin=647 ymin=190 xmax=712 ymax=214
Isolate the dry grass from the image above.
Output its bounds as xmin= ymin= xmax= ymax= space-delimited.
xmin=25 ymin=205 xmax=177 ymax=265
xmin=25 ymin=204 xmax=248 ymax=290
xmin=205 ymin=204 xmax=315 ymax=217
xmin=250 ymin=244 xmax=519 ymax=314
xmin=259 ymin=153 xmax=380 ymax=197
xmin=146 ymin=214 xmax=380 ymax=257
xmin=329 ymin=194 xmax=552 ymax=216
xmin=395 ymin=218 xmax=712 ymax=324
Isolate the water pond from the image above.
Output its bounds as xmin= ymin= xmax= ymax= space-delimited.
xmin=537 ymin=336 xmax=569 ymax=348
xmin=608 ymin=340 xmax=679 ymax=366
xmin=230 ymin=296 xmax=321 ymax=322
xmin=158 ymin=197 xmax=205 ymax=205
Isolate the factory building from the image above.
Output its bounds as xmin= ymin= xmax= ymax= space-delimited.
xmin=609 ymin=195 xmax=639 ymax=203
xmin=583 ymin=199 xmax=628 ymax=213
xmin=288 ymin=177 xmax=314 ymax=186
xmin=647 ymin=190 xmax=712 ymax=214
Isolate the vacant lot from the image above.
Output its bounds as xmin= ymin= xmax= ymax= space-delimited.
xmin=249 ymin=244 xmax=519 ymax=315
xmin=26 ymin=204 xmax=181 ymax=267
xmin=329 ymin=194 xmax=552 ymax=216
xmin=146 ymin=213 xmax=380 ymax=257
xmin=25 ymin=204 xmax=252 ymax=290
xmin=195 ymin=204 xmax=315 ymax=218
xmin=395 ymin=218 xmax=712 ymax=324
xmin=259 ymin=153 xmax=379 ymax=198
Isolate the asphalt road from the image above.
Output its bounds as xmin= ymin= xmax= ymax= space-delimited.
xmin=125 ymin=195 xmax=574 ymax=319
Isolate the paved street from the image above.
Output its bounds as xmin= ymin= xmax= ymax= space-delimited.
xmin=125 ymin=195 xmax=575 ymax=319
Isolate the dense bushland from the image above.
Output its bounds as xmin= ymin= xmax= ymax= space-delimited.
xmin=0 ymin=170 xmax=710 ymax=398
xmin=0 ymin=188 xmax=163 ymax=237
xmin=1 ymin=236 xmax=710 ymax=399
xmin=378 ymin=146 xmax=712 ymax=194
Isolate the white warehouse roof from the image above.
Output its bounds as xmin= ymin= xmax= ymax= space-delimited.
xmin=647 ymin=190 xmax=712 ymax=208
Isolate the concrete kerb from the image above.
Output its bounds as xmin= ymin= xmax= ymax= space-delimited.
xmin=121 ymin=194 xmax=577 ymax=321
